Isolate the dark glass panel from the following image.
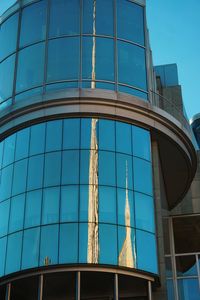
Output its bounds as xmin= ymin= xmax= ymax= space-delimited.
xmin=49 ymin=0 xmax=80 ymax=37
xmin=117 ymin=188 xmax=134 ymax=227
xmin=165 ymin=257 xmax=173 ymax=278
xmin=42 ymin=187 xmax=60 ymax=225
xmin=63 ymin=118 xmax=80 ymax=150
xmin=0 ymin=284 xmax=6 ymax=299
xmin=119 ymin=274 xmax=148 ymax=299
xmin=0 ymin=200 xmax=9 ymax=237
xmin=0 ymin=237 xmax=7 ymax=276
xmin=99 ymin=224 xmax=117 ymax=265
xmin=176 ymin=256 xmax=197 ymax=277
xmin=116 ymin=121 xmax=132 ymax=155
xmin=2 ymin=134 xmax=16 ymax=167
xmin=163 ymin=218 xmax=170 ymax=255
xmin=62 ymin=150 xmax=79 ymax=185
xmin=116 ymin=153 xmax=133 ymax=189
xmin=15 ymin=127 xmax=30 ymax=161
xmin=59 ymin=223 xmax=78 ymax=263
xmin=60 ymin=186 xmax=79 ymax=222
xmin=30 ymin=123 xmax=46 ymax=155
xmin=178 ymin=279 xmax=200 ymax=300
xmin=132 ymin=126 xmax=151 ymax=161
xmin=5 ymin=231 xmax=22 ymax=274
xmin=9 ymin=194 xmax=25 ymax=233
xmin=0 ymin=165 xmax=13 ymax=201
xmin=0 ymin=54 xmax=15 ymax=101
xmin=27 ymin=155 xmax=44 ymax=191
xmin=99 ymin=151 xmax=116 ymax=186
xmin=12 ymin=159 xmax=28 ymax=196
xmin=47 ymin=37 xmax=80 ymax=82
xmin=99 ymin=119 xmax=115 ymax=151
xmin=99 ymin=186 xmax=116 ymax=224
xmin=46 ymin=120 xmax=62 ymax=152
xmin=133 ymin=157 xmax=153 ymax=196
xmin=25 ymin=190 xmax=42 ymax=228
xmin=10 ymin=276 xmax=38 ymax=300
xmin=21 ymin=227 xmax=40 ymax=269
xmin=135 ymin=192 xmax=155 ymax=233
xmin=20 ymin=0 xmax=47 ymax=47
xmin=44 ymin=152 xmax=61 ymax=187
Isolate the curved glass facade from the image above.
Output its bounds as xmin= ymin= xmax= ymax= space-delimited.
xmin=0 ymin=0 xmax=147 ymax=110
xmin=0 ymin=118 xmax=157 ymax=276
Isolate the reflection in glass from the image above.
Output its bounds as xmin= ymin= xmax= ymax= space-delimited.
xmin=63 ymin=118 xmax=80 ymax=150
xmin=176 ymin=256 xmax=197 ymax=277
xmin=79 ymin=223 xmax=88 ymax=263
xmin=44 ymin=152 xmax=61 ymax=187
xmin=0 ymin=54 xmax=15 ymax=101
xmin=15 ymin=127 xmax=30 ymax=161
xmin=0 ymin=237 xmax=7 ymax=276
xmin=80 ymin=185 xmax=89 ymax=221
xmin=116 ymin=122 xmax=132 ymax=155
xmin=30 ymin=123 xmax=46 ymax=155
xmin=25 ymin=190 xmax=42 ymax=228
xmin=0 ymin=200 xmax=10 ymax=237
xmin=118 ymin=85 xmax=148 ymax=100
xmin=59 ymin=223 xmax=78 ymax=263
xmin=135 ymin=192 xmax=155 ymax=233
xmin=27 ymin=155 xmax=44 ymax=191
xmin=99 ymin=119 xmax=115 ymax=151
xmin=99 ymin=224 xmax=117 ymax=265
xmin=5 ymin=231 xmax=22 ymax=274
xmin=40 ymin=225 xmax=59 ymax=266
xmin=96 ymin=0 xmax=114 ymax=36
xmin=99 ymin=186 xmax=116 ymax=224
xmin=60 ymin=186 xmax=79 ymax=222
xmin=46 ymin=120 xmax=62 ymax=152
xmin=22 ymin=227 xmax=40 ymax=269
xmin=133 ymin=157 xmax=153 ymax=196
xmin=165 ymin=257 xmax=173 ymax=278
xmin=12 ymin=159 xmax=28 ymax=196
xmin=42 ymin=187 xmax=60 ymax=225
xmin=167 ymin=280 xmax=175 ymax=300
xmin=99 ymin=151 xmax=116 ymax=186
xmin=0 ymin=165 xmax=13 ymax=201
xmin=62 ymin=150 xmax=79 ymax=184
xmin=132 ymin=126 xmax=151 ymax=160
xmin=2 ymin=134 xmax=15 ymax=167
xmin=116 ymin=154 xmax=133 ymax=189
xmin=9 ymin=194 xmax=25 ymax=233
xmin=117 ymin=188 xmax=134 ymax=227
xmin=178 ymin=279 xmax=200 ymax=300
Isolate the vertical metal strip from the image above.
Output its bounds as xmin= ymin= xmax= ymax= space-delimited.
xmin=76 ymin=271 xmax=81 ymax=300
xmin=148 ymin=281 xmax=152 ymax=300
xmin=38 ymin=274 xmax=44 ymax=300
xmin=6 ymin=283 xmax=11 ymax=300
xmin=114 ymin=273 xmax=118 ymax=300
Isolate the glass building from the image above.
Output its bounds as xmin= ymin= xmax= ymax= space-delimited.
xmin=0 ymin=1 xmax=198 ymax=299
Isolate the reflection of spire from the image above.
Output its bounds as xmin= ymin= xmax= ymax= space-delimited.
xmin=91 ymin=0 xmax=96 ymax=89
xmin=88 ymin=118 xmax=99 ymax=263
xmin=118 ymin=161 xmax=136 ymax=268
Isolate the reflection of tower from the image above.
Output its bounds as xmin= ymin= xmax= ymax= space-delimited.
xmin=91 ymin=0 xmax=96 ymax=89
xmin=88 ymin=118 xmax=99 ymax=263
xmin=119 ymin=162 xmax=136 ymax=268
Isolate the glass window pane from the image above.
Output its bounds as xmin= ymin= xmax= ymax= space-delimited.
xmin=22 ymin=227 xmax=40 ymax=269
xmin=16 ymin=42 xmax=45 ymax=93
xmin=117 ymin=188 xmax=134 ymax=227
xmin=118 ymin=226 xmax=136 ymax=268
xmin=81 ymin=118 xmax=93 ymax=149
xmin=117 ymin=0 xmax=144 ymax=45
xmin=59 ymin=223 xmax=78 ymax=263
xmin=0 ymin=237 xmax=7 ymax=276
xmin=136 ymin=230 xmax=158 ymax=274
xmin=44 ymin=152 xmax=61 ymax=187
xmin=15 ymin=127 xmax=30 ymax=161
xmin=2 ymin=134 xmax=16 ymax=167
xmin=99 ymin=119 xmax=115 ymax=151
xmin=0 ymin=13 xmax=18 ymax=61
xmin=118 ymin=85 xmax=148 ymax=100
xmin=116 ymin=122 xmax=132 ymax=155
xmin=178 ymin=279 xmax=200 ymax=300
xmin=82 ymin=37 xmax=92 ymax=80
xmin=0 ymin=165 xmax=13 ymax=201
xmin=96 ymin=0 xmax=114 ymax=36
xmin=0 ymin=200 xmax=10 ymax=237
xmin=12 ymin=159 xmax=28 ymax=196
xmin=99 ymin=224 xmax=117 ymax=265
xmin=10 ymin=275 xmax=39 ymax=300
xmin=116 ymin=154 xmax=133 ymax=189
xmin=46 ymin=120 xmax=62 ymax=152
xmin=132 ymin=126 xmax=151 ymax=160
xmin=118 ymin=41 xmax=147 ymax=90
xmin=25 ymin=190 xmax=42 ymax=228
xmin=20 ymin=0 xmax=47 ymax=47
xmin=42 ymin=187 xmax=60 ymax=225
xmin=133 ymin=157 xmax=153 ymax=196
xmin=30 ymin=123 xmax=46 ymax=155
xmin=9 ymin=194 xmax=25 ymax=233
xmin=99 ymin=186 xmax=116 ymax=224
xmin=79 ymin=223 xmax=88 ymax=263
xmin=62 ymin=150 xmax=79 ymax=185
xmin=46 ymin=81 xmax=78 ymax=92
xmin=79 ymin=185 xmax=88 ymax=222
xmin=80 ymin=150 xmax=90 ymax=184
xmin=60 ymin=186 xmax=79 ymax=222
xmin=0 ymin=141 xmax=4 ymax=169
xmin=5 ymin=231 xmax=22 ymax=274
xmin=176 ymin=256 xmax=198 ymax=277
xmin=0 ymin=54 xmax=15 ymax=102
xmin=15 ymin=86 xmax=43 ymax=103
xmin=49 ymin=0 xmax=80 ymax=37
xmin=63 ymin=118 xmax=80 ymax=149
xmin=27 ymin=155 xmax=44 ymax=191
xmin=99 ymin=151 xmax=116 ymax=186
xmin=82 ymin=0 xmax=94 ymax=34
xmin=135 ymin=192 xmax=155 ymax=233
xmin=167 ymin=280 xmax=175 ymax=300
xmin=39 ymin=225 xmax=59 ymax=266
xmin=47 ymin=37 xmax=80 ymax=82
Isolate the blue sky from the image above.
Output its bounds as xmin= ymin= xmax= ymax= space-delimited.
xmin=146 ymin=0 xmax=200 ymax=120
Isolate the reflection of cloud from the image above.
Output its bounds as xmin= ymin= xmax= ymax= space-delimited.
xmin=87 ymin=119 xmax=99 ymax=263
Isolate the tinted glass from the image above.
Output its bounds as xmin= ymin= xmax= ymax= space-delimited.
xmin=0 ymin=237 xmax=7 ymax=276
xmin=30 ymin=123 xmax=46 ymax=155
xmin=25 ymin=190 xmax=42 ymax=228
xmin=59 ymin=223 xmax=78 ymax=263
xmin=116 ymin=122 xmax=132 ymax=154
xmin=178 ymin=279 xmax=200 ymax=300
xmin=0 ymin=165 xmax=13 ymax=201
xmin=117 ymin=188 xmax=134 ymax=227
xmin=15 ymin=127 xmax=30 ymax=161
xmin=63 ymin=118 xmax=80 ymax=149
xmin=46 ymin=120 xmax=62 ymax=152
xmin=118 ymin=85 xmax=148 ymax=100
xmin=118 ymin=226 xmax=136 ymax=268
xmin=99 ymin=151 xmax=116 ymax=186
xmin=99 ymin=186 xmax=116 ymax=224
xmin=132 ymin=126 xmax=151 ymax=160
xmin=116 ymin=154 xmax=133 ymax=189
xmin=133 ymin=157 xmax=153 ymax=196
xmin=99 ymin=119 xmax=115 ymax=151
xmin=62 ymin=150 xmax=79 ymax=185
xmin=12 ymin=159 xmax=28 ymax=196
xmin=42 ymin=187 xmax=60 ymax=224
xmin=44 ymin=152 xmax=61 ymax=187
xmin=99 ymin=224 xmax=117 ymax=265
xmin=9 ymin=194 xmax=25 ymax=233
xmin=96 ymin=0 xmax=114 ymax=36
xmin=5 ymin=231 xmax=22 ymax=274
xmin=40 ymin=225 xmax=59 ymax=266
xmin=176 ymin=256 xmax=198 ymax=277
xmin=2 ymin=134 xmax=15 ymax=167
xmin=0 ymin=200 xmax=10 ymax=237
xmin=27 ymin=155 xmax=44 ymax=191
xmin=22 ymin=227 xmax=40 ymax=269
xmin=135 ymin=192 xmax=155 ymax=233
xmin=16 ymin=43 xmax=45 ymax=93
xmin=80 ymin=119 xmax=93 ymax=149
xmin=0 ymin=54 xmax=15 ymax=101
xmin=60 ymin=186 xmax=79 ymax=222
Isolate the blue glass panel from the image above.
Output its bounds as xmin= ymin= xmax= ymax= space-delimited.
xmin=99 ymin=151 xmax=116 ymax=186
xmin=16 ymin=42 xmax=45 ymax=93
xmin=0 ymin=237 xmax=7 ymax=276
xmin=0 ymin=141 xmax=4 ymax=169
xmin=167 ymin=280 xmax=175 ymax=300
xmin=5 ymin=231 xmax=23 ymax=274
xmin=22 ymin=227 xmax=40 ymax=269
xmin=47 ymin=37 xmax=80 ymax=82
xmin=133 ymin=157 xmax=153 ymax=196
xmin=2 ymin=134 xmax=15 ymax=167
xmin=99 ymin=224 xmax=117 ymax=265
xmin=0 ymin=98 xmax=12 ymax=110
xmin=49 ymin=0 xmax=80 ymax=37
xmin=63 ymin=119 xmax=80 ymax=150
xmin=0 ymin=200 xmax=10 ymax=237
xmin=176 ymin=256 xmax=197 ymax=277
xmin=82 ymin=0 xmax=94 ymax=34
xmin=59 ymin=223 xmax=78 ymax=263
xmin=12 ymin=159 xmax=28 ymax=196
xmin=118 ymin=85 xmax=148 ymax=100
xmin=96 ymin=38 xmax=114 ymax=81
xmin=99 ymin=119 xmax=115 ymax=151
xmin=25 ymin=190 xmax=42 ymax=228
xmin=117 ymin=0 xmax=144 ymax=45
xmin=15 ymin=87 xmax=43 ymax=103
xmin=117 ymin=188 xmax=134 ymax=227
xmin=80 ymin=150 xmax=90 ymax=184
xmin=95 ymin=82 xmax=115 ymax=90
xmin=46 ymin=120 xmax=62 ymax=152
xmin=118 ymin=41 xmax=147 ymax=90
xmin=116 ymin=154 xmax=133 ymax=189
xmin=116 ymin=121 xmax=132 ymax=155
xmin=39 ymin=225 xmax=59 ymax=266
xmin=42 ymin=187 xmax=60 ymax=225
xmin=46 ymin=81 xmax=78 ymax=92
xmin=0 ymin=165 xmax=13 ymax=201
xmin=99 ymin=186 xmax=116 ymax=224
xmin=15 ymin=127 xmax=30 ymax=161
xmin=62 ymin=150 xmax=79 ymax=184
xmin=27 ymin=155 xmax=44 ymax=191
xmin=0 ymin=54 xmax=15 ymax=101
xmin=82 ymin=37 xmax=92 ymax=80
xmin=135 ymin=192 xmax=155 ymax=233
xmin=44 ymin=152 xmax=61 ymax=187
xmin=118 ymin=226 xmax=136 ymax=268
xmin=9 ymin=194 xmax=25 ymax=233
xmin=79 ymin=185 xmax=89 ymax=222
xmin=81 ymin=119 xmax=92 ymax=149
xmin=178 ymin=279 xmax=200 ymax=300
xmin=132 ymin=126 xmax=151 ymax=161
xmin=96 ymin=0 xmax=114 ymax=36
xmin=0 ymin=13 xmax=18 ymax=61
xmin=20 ymin=0 xmax=47 ymax=47
xmin=136 ymin=230 xmax=158 ymax=274
xmin=30 ymin=123 xmax=46 ymax=155
xmin=79 ymin=223 xmax=88 ymax=263
xmin=60 ymin=186 xmax=79 ymax=222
